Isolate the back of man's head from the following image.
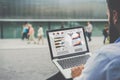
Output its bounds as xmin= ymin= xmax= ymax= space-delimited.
xmin=107 ymin=0 xmax=120 ymax=43
xmin=107 ymin=0 xmax=120 ymax=11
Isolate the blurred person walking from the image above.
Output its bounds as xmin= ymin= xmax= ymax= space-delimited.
xmin=27 ymin=23 xmax=36 ymax=44
xmin=102 ymin=24 xmax=109 ymax=44
xmin=37 ymin=25 xmax=44 ymax=45
xmin=85 ymin=22 xmax=93 ymax=42
xmin=22 ymin=22 xmax=29 ymax=40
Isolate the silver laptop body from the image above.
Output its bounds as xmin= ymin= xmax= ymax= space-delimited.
xmin=46 ymin=26 xmax=91 ymax=79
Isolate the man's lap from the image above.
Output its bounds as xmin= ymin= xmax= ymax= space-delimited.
xmin=47 ymin=71 xmax=73 ymax=80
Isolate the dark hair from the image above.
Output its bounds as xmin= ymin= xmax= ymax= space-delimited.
xmin=107 ymin=0 xmax=120 ymax=43
xmin=107 ymin=0 xmax=120 ymax=11
xmin=24 ymin=22 xmax=28 ymax=25
xmin=107 ymin=0 xmax=120 ymax=23
xmin=40 ymin=25 xmax=42 ymax=27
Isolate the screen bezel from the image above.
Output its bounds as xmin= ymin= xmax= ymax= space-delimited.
xmin=46 ymin=26 xmax=89 ymax=60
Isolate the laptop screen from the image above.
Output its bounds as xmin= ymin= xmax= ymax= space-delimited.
xmin=47 ymin=27 xmax=88 ymax=58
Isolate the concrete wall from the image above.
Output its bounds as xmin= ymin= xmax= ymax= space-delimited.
xmin=0 ymin=0 xmax=107 ymax=19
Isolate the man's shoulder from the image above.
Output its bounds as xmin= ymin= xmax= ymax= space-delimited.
xmin=98 ymin=43 xmax=120 ymax=60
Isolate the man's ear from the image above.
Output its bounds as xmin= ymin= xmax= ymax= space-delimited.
xmin=113 ymin=10 xmax=118 ymax=24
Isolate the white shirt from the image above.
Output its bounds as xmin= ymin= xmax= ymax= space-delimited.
xmin=86 ymin=24 xmax=93 ymax=33
xmin=37 ymin=27 xmax=44 ymax=36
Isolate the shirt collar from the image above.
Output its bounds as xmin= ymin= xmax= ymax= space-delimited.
xmin=114 ymin=37 xmax=120 ymax=43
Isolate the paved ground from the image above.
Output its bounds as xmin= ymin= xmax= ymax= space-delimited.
xmin=0 ymin=37 xmax=105 ymax=80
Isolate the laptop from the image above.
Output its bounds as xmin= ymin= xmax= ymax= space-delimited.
xmin=46 ymin=26 xmax=91 ymax=79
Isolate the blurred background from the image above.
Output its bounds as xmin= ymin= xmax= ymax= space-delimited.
xmin=0 ymin=0 xmax=107 ymax=39
xmin=0 ymin=0 xmax=108 ymax=80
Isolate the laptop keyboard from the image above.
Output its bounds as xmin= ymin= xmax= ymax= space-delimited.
xmin=57 ymin=55 xmax=90 ymax=69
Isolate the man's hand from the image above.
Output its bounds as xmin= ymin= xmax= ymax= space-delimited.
xmin=71 ymin=64 xmax=84 ymax=78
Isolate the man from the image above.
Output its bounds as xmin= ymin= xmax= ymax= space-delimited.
xmin=22 ymin=22 xmax=29 ymax=40
xmin=37 ymin=25 xmax=44 ymax=44
xmin=102 ymin=24 xmax=109 ymax=44
xmin=85 ymin=22 xmax=93 ymax=41
xmin=72 ymin=0 xmax=120 ymax=80
xmin=47 ymin=0 xmax=120 ymax=80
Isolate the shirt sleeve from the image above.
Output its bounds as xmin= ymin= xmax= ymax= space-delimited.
xmin=73 ymin=50 xmax=110 ymax=80
xmin=106 ymin=57 xmax=120 ymax=80
xmin=73 ymin=54 xmax=120 ymax=80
